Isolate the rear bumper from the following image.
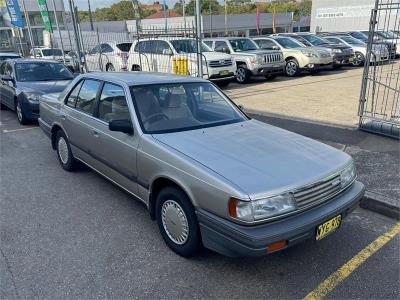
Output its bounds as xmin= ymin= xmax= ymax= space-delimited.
xmin=197 ymin=181 xmax=365 ymax=257
xmin=333 ymin=54 xmax=354 ymax=65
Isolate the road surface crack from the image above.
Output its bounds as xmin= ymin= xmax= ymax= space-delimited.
xmin=0 ymin=247 xmax=20 ymax=299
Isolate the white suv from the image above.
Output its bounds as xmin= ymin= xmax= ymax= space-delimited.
xmin=85 ymin=42 xmax=132 ymax=72
xmin=127 ymin=38 xmax=236 ymax=86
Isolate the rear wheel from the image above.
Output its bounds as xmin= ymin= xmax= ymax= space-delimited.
xmin=156 ymin=187 xmax=201 ymax=257
xmin=131 ymin=65 xmax=141 ymax=71
xmin=285 ymin=59 xmax=300 ymax=77
xmin=56 ymin=130 xmax=78 ymax=171
xmin=236 ymin=66 xmax=250 ymax=83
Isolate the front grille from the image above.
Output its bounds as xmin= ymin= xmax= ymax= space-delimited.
xmin=209 ymin=59 xmax=233 ymax=68
xmin=293 ymin=174 xmax=342 ymax=208
xmin=319 ymin=52 xmax=330 ymax=58
xmin=263 ymin=53 xmax=282 ymax=63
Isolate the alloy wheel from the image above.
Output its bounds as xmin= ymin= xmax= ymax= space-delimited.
xmin=161 ymin=200 xmax=189 ymax=245
xmin=352 ymin=53 xmax=364 ymax=66
xmin=236 ymin=68 xmax=247 ymax=83
xmin=16 ymin=102 xmax=23 ymax=123
xmin=57 ymin=137 xmax=69 ymax=165
xmin=286 ymin=61 xmax=297 ymax=76
xmin=107 ymin=64 xmax=115 ymax=72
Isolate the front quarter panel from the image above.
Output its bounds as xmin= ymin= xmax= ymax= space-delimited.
xmin=137 ymin=134 xmax=250 ymax=220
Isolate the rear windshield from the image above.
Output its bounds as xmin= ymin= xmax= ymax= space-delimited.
xmin=117 ymin=43 xmax=132 ymax=52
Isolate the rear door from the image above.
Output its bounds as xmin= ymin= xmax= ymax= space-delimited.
xmin=0 ymin=62 xmax=16 ymax=109
xmin=61 ymin=79 xmax=102 ymax=164
xmin=90 ymin=82 xmax=139 ymax=194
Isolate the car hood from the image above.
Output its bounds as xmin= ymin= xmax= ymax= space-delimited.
xmin=202 ymin=52 xmax=232 ymax=60
xmin=318 ymin=44 xmax=352 ymax=50
xmin=17 ymin=80 xmax=71 ymax=95
xmin=153 ymin=120 xmax=351 ymax=199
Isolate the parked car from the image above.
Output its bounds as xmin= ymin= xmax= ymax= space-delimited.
xmin=127 ymin=38 xmax=236 ymax=87
xmin=0 ymin=52 xmax=22 ymax=62
xmin=85 ymin=42 xmax=132 ymax=72
xmin=30 ymin=47 xmax=75 ymax=71
xmin=277 ymin=33 xmax=354 ymax=68
xmin=38 ymin=72 xmax=365 ymax=257
xmin=0 ymin=59 xmax=74 ymax=124
xmin=331 ymin=31 xmax=397 ymax=59
xmin=253 ymin=36 xmax=333 ymax=76
xmin=204 ymin=37 xmax=285 ymax=83
xmin=323 ymin=35 xmax=389 ymax=66
xmin=65 ymin=50 xmax=85 ymax=72
xmin=361 ymin=31 xmax=400 ymax=57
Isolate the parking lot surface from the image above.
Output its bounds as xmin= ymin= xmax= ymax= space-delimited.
xmin=1 ymin=106 xmax=399 ymax=299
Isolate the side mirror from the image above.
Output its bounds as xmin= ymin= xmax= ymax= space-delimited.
xmin=1 ymin=75 xmax=14 ymax=82
xmin=163 ymin=48 xmax=173 ymax=55
xmin=109 ymin=119 xmax=133 ymax=135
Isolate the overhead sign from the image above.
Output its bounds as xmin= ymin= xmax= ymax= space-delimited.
xmin=37 ymin=0 xmax=53 ymax=32
xmin=5 ymin=0 xmax=24 ymax=28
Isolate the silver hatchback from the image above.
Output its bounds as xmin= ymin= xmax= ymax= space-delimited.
xmin=39 ymin=72 xmax=365 ymax=257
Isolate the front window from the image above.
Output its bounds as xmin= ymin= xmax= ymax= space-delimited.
xmin=340 ymin=36 xmax=365 ymax=46
xmin=376 ymin=31 xmax=398 ymax=39
xmin=298 ymin=35 xmax=330 ymax=46
xmin=15 ymin=62 xmax=73 ymax=82
xmin=228 ymin=39 xmax=258 ymax=52
xmin=41 ymin=49 xmax=63 ymax=56
xmin=130 ymin=82 xmax=247 ymax=133
xmin=274 ymin=37 xmax=304 ymax=49
xmin=170 ymin=39 xmax=210 ymax=53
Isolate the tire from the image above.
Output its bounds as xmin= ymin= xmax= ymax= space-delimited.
xmin=156 ymin=186 xmax=201 ymax=257
xmin=15 ymin=99 xmax=29 ymax=125
xmin=131 ymin=65 xmax=141 ymax=71
xmin=215 ymin=79 xmax=231 ymax=87
xmin=56 ymin=130 xmax=78 ymax=171
xmin=236 ymin=66 xmax=250 ymax=83
xmin=352 ymin=52 xmax=365 ymax=67
xmin=106 ymin=63 xmax=115 ymax=72
xmin=285 ymin=59 xmax=300 ymax=77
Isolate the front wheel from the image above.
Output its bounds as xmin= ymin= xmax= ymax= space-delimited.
xmin=236 ymin=66 xmax=250 ymax=83
xmin=56 ymin=130 xmax=78 ymax=171
xmin=156 ymin=187 xmax=202 ymax=257
xmin=352 ymin=52 xmax=365 ymax=67
xmin=15 ymin=99 xmax=29 ymax=125
xmin=285 ymin=59 xmax=300 ymax=77
xmin=106 ymin=63 xmax=115 ymax=72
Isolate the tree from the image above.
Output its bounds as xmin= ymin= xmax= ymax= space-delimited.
xmin=185 ymin=0 xmax=222 ymax=16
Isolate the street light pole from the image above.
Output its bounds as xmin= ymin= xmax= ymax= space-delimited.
xmin=87 ymin=0 xmax=94 ymax=31
xmin=195 ymin=0 xmax=202 ymax=77
xmin=21 ymin=0 xmax=35 ymax=55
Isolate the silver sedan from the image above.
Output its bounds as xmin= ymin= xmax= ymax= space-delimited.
xmin=39 ymin=72 xmax=365 ymax=257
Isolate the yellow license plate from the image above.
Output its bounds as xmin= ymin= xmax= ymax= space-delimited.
xmin=316 ymin=215 xmax=342 ymax=241
xmin=219 ymin=70 xmax=229 ymax=76
xmin=349 ymin=56 xmax=354 ymax=62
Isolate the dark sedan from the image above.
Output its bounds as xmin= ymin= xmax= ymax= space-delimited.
xmin=0 ymin=59 xmax=74 ymax=124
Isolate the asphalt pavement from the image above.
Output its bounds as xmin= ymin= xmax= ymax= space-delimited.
xmin=1 ymin=109 xmax=399 ymax=299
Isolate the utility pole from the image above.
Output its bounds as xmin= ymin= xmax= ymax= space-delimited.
xmin=224 ymin=0 xmax=227 ymax=35
xmin=209 ymin=1 xmax=212 ymax=36
xmin=21 ymin=0 xmax=35 ymax=56
xmin=87 ymin=0 xmax=94 ymax=31
xmin=51 ymin=0 xmax=66 ymax=63
xmin=195 ymin=0 xmax=202 ymax=77
xmin=182 ymin=0 xmax=186 ymax=35
xmin=68 ymin=0 xmax=84 ymax=72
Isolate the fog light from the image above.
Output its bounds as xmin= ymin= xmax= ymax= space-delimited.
xmin=266 ymin=240 xmax=287 ymax=253
xmin=308 ymin=64 xmax=314 ymax=68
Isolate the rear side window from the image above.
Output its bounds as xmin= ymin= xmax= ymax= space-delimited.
xmin=66 ymin=80 xmax=84 ymax=107
xmin=101 ymin=44 xmax=114 ymax=53
xmin=75 ymin=80 xmax=101 ymax=115
xmin=98 ymin=83 xmax=130 ymax=122
xmin=215 ymin=41 xmax=229 ymax=52
xmin=204 ymin=41 xmax=213 ymax=48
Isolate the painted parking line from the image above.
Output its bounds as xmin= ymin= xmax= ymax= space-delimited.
xmin=1 ymin=127 xmax=38 ymax=134
xmin=304 ymin=223 xmax=400 ymax=300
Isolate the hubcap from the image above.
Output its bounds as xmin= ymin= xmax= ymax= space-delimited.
xmin=236 ymin=68 xmax=246 ymax=82
xmin=286 ymin=61 xmax=297 ymax=76
xmin=57 ymin=137 xmax=69 ymax=164
xmin=161 ymin=200 xmax=189 ymax=245
xmin=353 ymin=54 xmax=363 ymax=66
xmin=16 ymin=102 xmax=22 ymax=122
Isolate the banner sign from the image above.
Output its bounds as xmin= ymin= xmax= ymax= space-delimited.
xmin=5 ymin=0 xmax=24 ymax=28
xmin=37 ymin=0 xmax=53 ymax=32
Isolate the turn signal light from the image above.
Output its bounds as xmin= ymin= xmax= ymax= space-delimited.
xmin=228 ymin=197 xmax=238 ymax=218
xmin=266 ymin=240 xmax=287 ymax=253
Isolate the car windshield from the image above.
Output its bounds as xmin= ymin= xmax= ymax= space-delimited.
xmin=351 ymin=32 xmax=368 ymax=40
xmin=171 ymin=40 xmax=210 ymax=53
xmin=340 ymin=36 xmax=365 ymax=46
xmin=117 ymin=43 xmax=132 ymax=52
xmin=130 ymin=82 xmax=247 ymax=133
xmin=41 ymin=49 xmax=63 ymax=56
xmin=16 ymin=62 xmax=73 ymax=82
xmin=299 ymin=35 xmax=330 ymax=46
xmin=0 ymin=55 xmax=21 ymax=61
xmin=229 ymin=39 xmax=258 ymax=51
xmin=274 ymin=37 xmax=304 ymax=49
xmin=376 ymin=31 xmax=398 ymax=39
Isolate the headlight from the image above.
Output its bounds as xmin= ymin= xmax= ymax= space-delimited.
xmin=249 ymin=57 xmax=258 ymax=64
xmin=228 ymin=193 xmax=297 ymax=222
xmin=340 ymin=162 xmax=356 ymax=188
xmin=300 ymin=50 xmax=318 ymax=58
xmin=332 ymin=48 xmax=342 ymax=53
xmin=25 ymin=92 xmax=41 ymax=102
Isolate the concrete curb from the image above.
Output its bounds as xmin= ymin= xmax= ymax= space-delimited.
xmin=360 ymin=191 xmax=400 ymax=220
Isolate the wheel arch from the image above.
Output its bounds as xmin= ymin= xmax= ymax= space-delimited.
xmin=50 ymin=123 xmax=64 ymax=150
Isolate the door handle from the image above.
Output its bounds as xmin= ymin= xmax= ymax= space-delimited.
xmin=92 ymin=130 xmax=99 ymax=137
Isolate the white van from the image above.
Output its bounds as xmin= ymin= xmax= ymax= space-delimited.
xmin=127 ymin=38 xmax=236 ymax=86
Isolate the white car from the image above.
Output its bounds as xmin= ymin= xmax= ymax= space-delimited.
xmin=30 ymin=47 xmax=75 ymax=71
xmin=324 ymin=35 xmax=389 ymax=66
xmin=85 ymin=42 xmax=132 ymax=72
xmin=127 ymin=38 xmax=236 ymax=86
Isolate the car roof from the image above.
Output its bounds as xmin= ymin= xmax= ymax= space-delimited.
xmin=8 ymin=58 xmax=64 ymax=64
xmin=0 ymin=52 xmax=21 ymax=56
xmin=204 ymin=37 xmax=250 ymax=40
xmin=81 ymin=72 xmax=208 ymax=86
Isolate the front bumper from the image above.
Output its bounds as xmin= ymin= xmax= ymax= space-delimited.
xmin=197 ymin=181 xmax=365 ymax=257
xmin=249 ymin=62 xmax=285 ymax=76
xmin=333 ymin=53 xmax=354 ymax=65
xmin=20 ymin=98 xmax=39 ymax=121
